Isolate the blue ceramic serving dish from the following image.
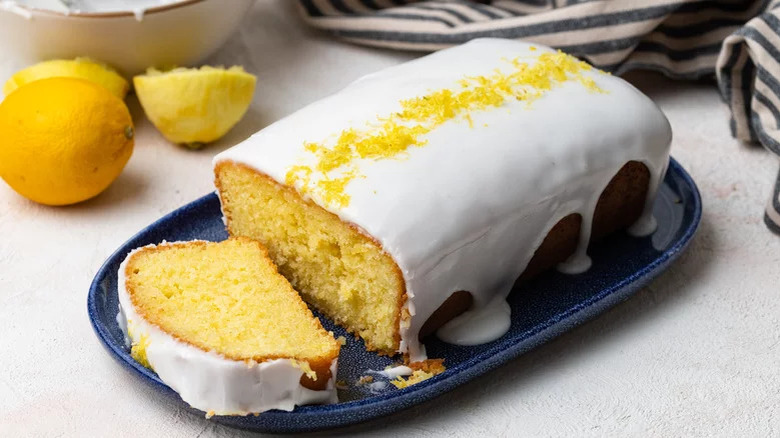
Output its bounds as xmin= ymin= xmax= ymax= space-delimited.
xmin=88 ymin=157 xmax=701 ymax=433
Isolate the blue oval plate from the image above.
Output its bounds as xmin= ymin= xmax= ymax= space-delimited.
xmin=88 ymin=157 xmax=701 ymax=433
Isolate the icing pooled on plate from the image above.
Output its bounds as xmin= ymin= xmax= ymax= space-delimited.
xmin=215 ymin=38 xmax=672 ymax=361
xmin=368 ymin=365 xmax=413 ymax=379
xmin=436 ymin=294 xmax=512 ymax=346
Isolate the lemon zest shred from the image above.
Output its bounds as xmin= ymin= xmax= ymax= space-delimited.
xmin=286 ymin=51 xmax=606 ymax=208
xmin=128 ymin=322 xmax=152 ymax=369
xmin=315 ymin=174 xmax=354 ymax=209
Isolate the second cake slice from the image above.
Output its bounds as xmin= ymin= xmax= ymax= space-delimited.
xmin=117 ymin=237 xmax=340 ymax=416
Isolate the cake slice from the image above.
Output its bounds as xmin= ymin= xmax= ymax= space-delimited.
xmin=117 ymin=237 xmax=340 ymax=416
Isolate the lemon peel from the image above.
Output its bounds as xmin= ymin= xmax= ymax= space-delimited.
xmin=3 ymin=57 xmax=129 ymax=99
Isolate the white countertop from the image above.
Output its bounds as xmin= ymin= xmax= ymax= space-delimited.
xmin=2 ymin=1 xmax=779 ymax=436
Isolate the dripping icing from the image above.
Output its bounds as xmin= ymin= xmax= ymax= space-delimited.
xmin=436 ymin=295 xmax=511 ymax=345
xmin=629 ymin=159 xmax=668 ymax=237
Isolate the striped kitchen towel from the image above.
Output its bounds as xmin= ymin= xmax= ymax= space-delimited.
xmin=297 ymin=0 xmax=780 ymax=235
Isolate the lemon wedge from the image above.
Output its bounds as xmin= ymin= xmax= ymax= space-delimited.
xmin=133 ymin=66 xmax=256 ymax=146
xmin=3 ymin=58 xmax=129 ymax=99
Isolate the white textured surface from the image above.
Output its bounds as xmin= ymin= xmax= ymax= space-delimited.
xmin=1 ymin=1 xmax=779 ymax=436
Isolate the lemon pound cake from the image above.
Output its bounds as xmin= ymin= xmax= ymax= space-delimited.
xmin=213 ymin=38 xmax=672 ymax=361
xmin=117 ymin=238 xmax=340 ymax=416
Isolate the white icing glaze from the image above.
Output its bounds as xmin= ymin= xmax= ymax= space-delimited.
xmin=628 ymin=214 xmax=659 ymax=237
xmin=0 ymin=0 xmax=35 ymax=17
xmin=436 ymin=294 xmax=511 ymax=346
xmin=368 ymin=381 xmax=388 ymax=393
xmin=628 ymin=158 xmax=669 ymax=237
xmin=369 ymin=365 xmax=413 ymax=379
xmin=116 ymin=243 xmax=338 ymax=415
xmin=557 ymin=252 xmax=593 ymax=275
xmin=213 ymin=39 xmax=672 ymax=361
xmin=5 ymin=0 xmax=183 ymax=19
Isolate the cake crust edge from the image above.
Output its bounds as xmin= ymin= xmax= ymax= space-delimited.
xmin=214 ymin=160 xmax=408 ymax=356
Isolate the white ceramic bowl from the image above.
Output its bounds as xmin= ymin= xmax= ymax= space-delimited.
xmin=0 ymin=0 xmax=255 ymax=76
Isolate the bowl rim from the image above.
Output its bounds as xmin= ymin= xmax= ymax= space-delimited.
xmin=8 ymin=0 xmax=208 ymax=18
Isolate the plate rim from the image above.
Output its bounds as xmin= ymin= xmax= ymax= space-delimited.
xmin=87 ymin=156 xmax=702 ymax=432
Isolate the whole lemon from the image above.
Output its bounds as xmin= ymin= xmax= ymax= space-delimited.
xmin=0 ymin=77 xmax=134 ymax=206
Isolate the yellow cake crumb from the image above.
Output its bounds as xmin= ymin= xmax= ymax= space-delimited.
xmin=285 ymin=51 xmax=605 ymax=208
xmin=390 ymin=359 xmax=446 ymax=389
xmin=411 ymin=358 xmax=446 ymax=374
xmin=357 ymin=375 xmax=374 ymax=385
xmin=390 ymin=370 xmax=434 ymax=389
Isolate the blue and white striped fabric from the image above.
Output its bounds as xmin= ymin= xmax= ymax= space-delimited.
xmin=297 ymin=0 xmax=780 ymax=234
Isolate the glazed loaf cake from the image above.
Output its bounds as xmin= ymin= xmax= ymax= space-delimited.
xmin=213 ymin=38 xmax=672 ymax=361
